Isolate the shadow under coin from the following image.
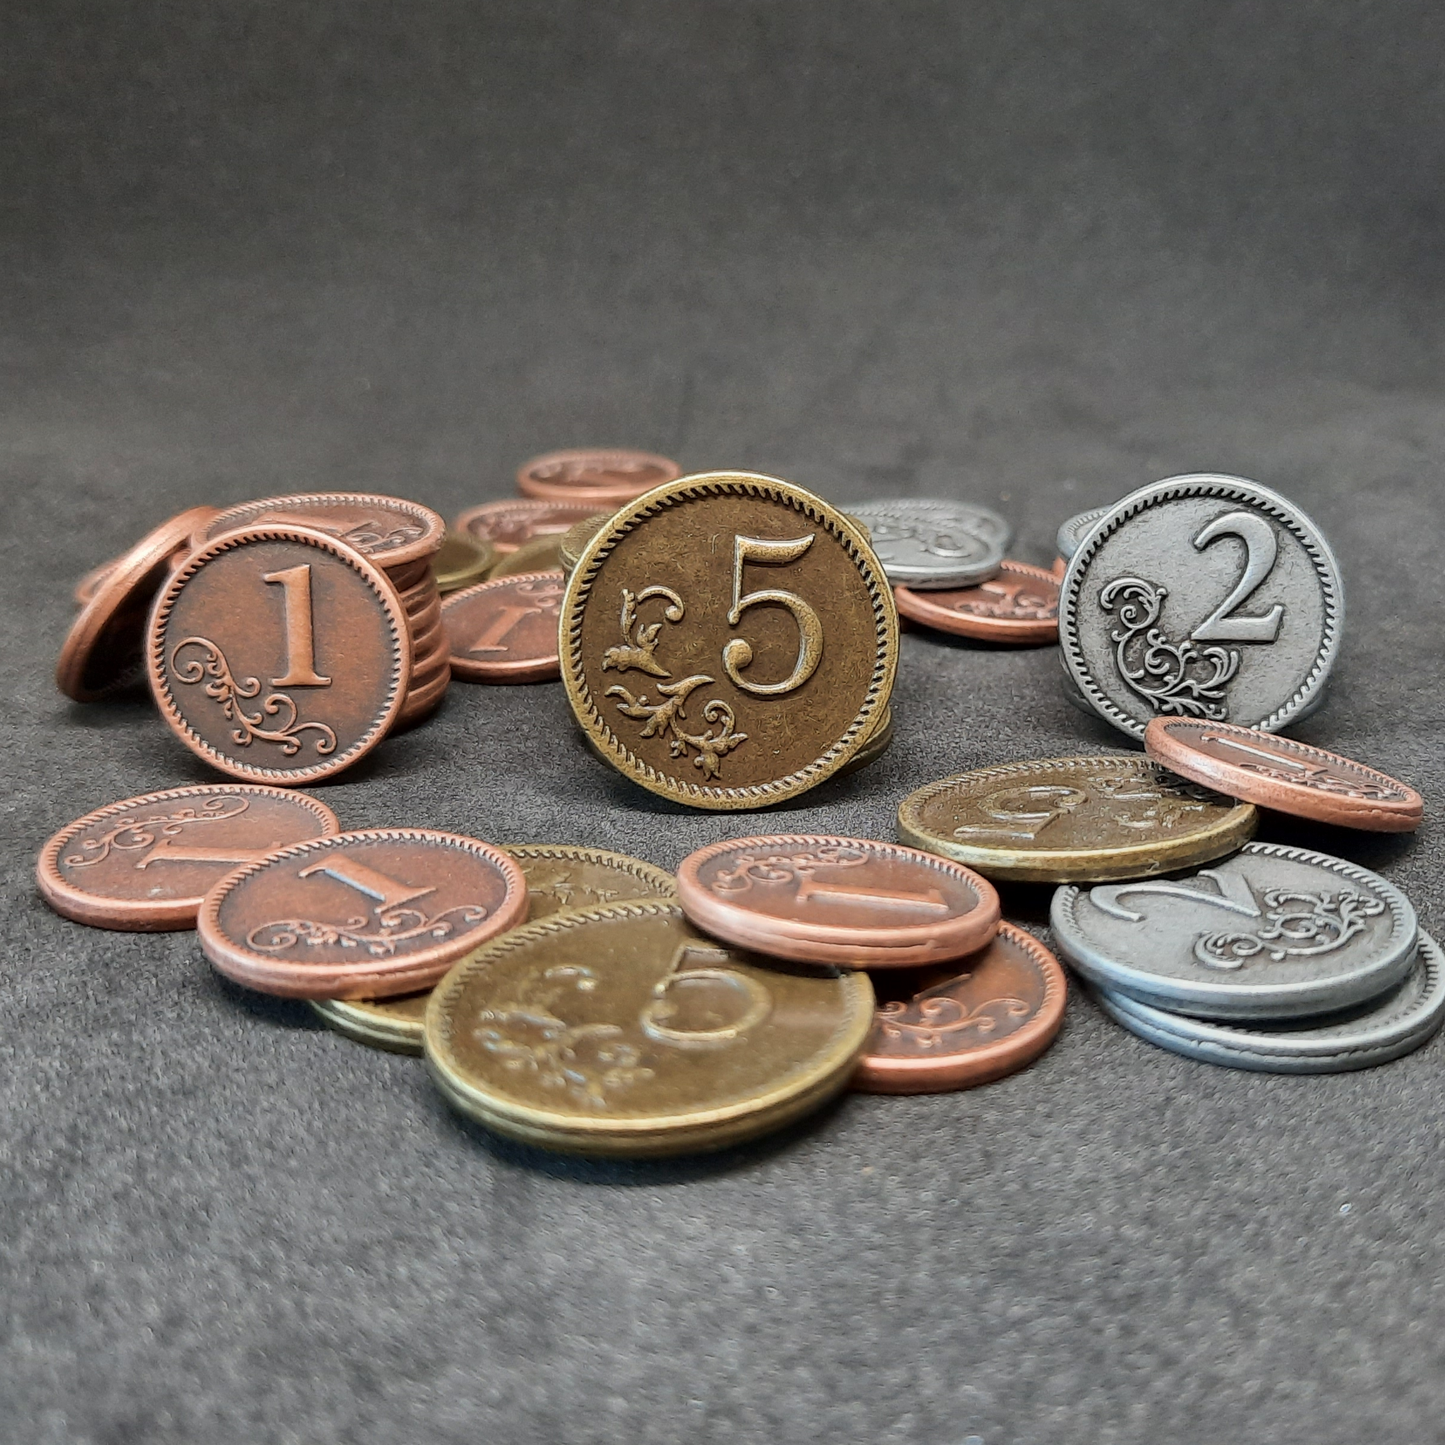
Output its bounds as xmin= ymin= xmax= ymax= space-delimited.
xmin=212 ymin=972 xmax=328 ymax=1032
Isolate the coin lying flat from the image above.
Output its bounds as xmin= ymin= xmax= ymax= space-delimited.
xmin=1055 ymin=506 xmax=1111 ymax=565
xmin=853 ymin=923 xmax=1067 ymax=1093
xmin=1144 ymin=718 xmax=1422 ymax=833
xmin=894 ymin=560 xmax=1059 ymax=644
xmin=1059 ymin=474 xmax=1343 ymax=740
xmin=36 ymin=785 xmax=340 ymax=931
xmin=456 ymin=498 xmax=603 ymax=554
xmin=433 ymin=530 xmax=498 ymax=594
xmin=845 ymin=500 xmax=1006 ymax=589
xmin=56 ymin=505 xmax=220 ymax=702
xmin=200 ymin=828 xmax=528 ymax=998
xmin=311 ymin=845 xmax=674 ymax=1054
xmin=897 ymin=756 xmax=1256 ymax=883
xmin=563 ymin=472 xmax=897 ymax=810
xmin=424 ymin=898 xmax=875 ymax=1156
xmin=488 ymin=533 xmax=565 ymax=580
xmin=1090 ymin=929 xmax=1445 ymax=1073
xmin=676 ymin=835 xmax=1000 ymax=968
xmin=516 ymin=449 xmax=681 ymax=508
xmin=442 ymin=572 xmax=566 ymax=683
xmin=148 ymin=526 xmax=410 ymax=783
xmin=1050 ymin=841 xmax=1417 ymax=1020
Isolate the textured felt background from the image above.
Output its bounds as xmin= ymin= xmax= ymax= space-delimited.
xmin=5 ymin=4 xmax=1445 ymax=1442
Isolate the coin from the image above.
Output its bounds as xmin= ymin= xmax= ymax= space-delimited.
xmin=1059 ymin=474 xmax=1344 ymax=740
xmin=675 ymin=835 xmax=1000 ymax=967
xmin=1143 ymin=718 xmax=1423 ymax=833
xmin=56 ymin=505 xmax=220 ymax=702
xmin=148 ymin=525 xmax=410 ymax=783
xmin=36 ymin=785 xmax=340 ymax=931
xmin=455 ymin=498 xmax=604 ymax=553
xmin=897 ymin=756 xmax=1257 ymax=883
xmin=424 ymin=898 xmax=875 ymax=1156
xmin=558 ymin=513 xmax=612 ymax=576
xmin=1089 ymin=929 xmax=1445 ymax=1073
xmin=311 ymin=844 xmax=674 ymax=1053
xmin=845 ymin=499 xmax=1007 ymax=589
xmin=440 ymin=572 xmax=565 ymax=683
xmin=1050 ymin=841 xmax=1418 ymax=1020
xmin=199 ymin=828 xmax=528 ymax=998
xmin=562 ymin=472 xmax=898 ymax=809
xmin=853 ymin=922 xmax=1067 ymax=1092
xmin=488 ymin=533 xmax=565 ymax=580
xmin=433 ymin=530 xmax=498 ymax=594
xmin=1055 ymin=505 xmax=1111 ymax=565
xmin=516 ymin=449 xmax=682 ymax=507
xmin=73 ymin=558 xmax=117 ymax=607
xmin=196 ymin=493 xmax=446 ymax=570
xmin=837 ymin=705 xmax=894 ymax=778
xmin=893 ymin=560 xmax=1059 ymax=644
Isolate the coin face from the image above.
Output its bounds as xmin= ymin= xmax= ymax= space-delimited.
xmin=1144 ymin=718 xmax=1422 ymax=833
xmin=148 ymin=526 xmax=411 ymax=783
xmin=199 ymin=828 xmax=529 ymax=998
xmin=1090 ymin=929 xmax=1445 ymax=1073
xmin=1060 ymin=475 xmax=1344 ymax=739
xmin=441 ymin=572 xmax=565 ymax=683
xmin=675 ymin=835 xmax=1000 ymax=967
xmin=562 ymin=472 xmax=898 ymax=809
xmin=36 ymin=785 xmax=340 ymax=931
xmin=853 ymin=923 xmax=1067 ymax=1092
xmin=198 ymin=493 xmax=445 ymax=569
xmin=516 ymin=449 xmax=682 ymax=507
xmin=845 ymin=500 xmax=1007 ymax=589
xmin=488 ymin=533 xmax=565 ymax=580
xmin=1051 ymin=842 xmax=1418 ymax=1020
xmin=424 ymin=898 xmax=875 ymax=1156
xmin=1055 ymin=505 xmax=1111 ymax=563
xmin=455 ymin=498 xmax=603 ymax=553
xmin=898 ymin=756 xmax=1257 ymax=882
xmin=56 ymin=505 xmax=220 ymax=702
xmin=432 ymin=530 xmax=498 ymax=593
xmin=893 ymin=560 xmax=1059 ymax=644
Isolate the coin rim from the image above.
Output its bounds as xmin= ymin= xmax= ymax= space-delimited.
xmin=893 ymin=559 xmax=1060 ymax=643
xmin=1055 ymin=505 xmax=1111 ymax=562
xmin=433 ymin=530 xmax=499 ymax=593
xmin=1058 ymin=474 xmax=1345 ymax=740
xmin=455 ymin=498 xmax=603 ymax=553
xmin=897 ymin=755 xmax=1259 ymax=882
xmin=309 ymin=996 xmax=428 ymax=1054
xmin=845 ymin=500 xmax=1009 ymax=588
xmin=561 ymin=472 xmax=899 ymax=809
xmin=199 ymin=492 xmax=446 ymax=568
xmin=516 ymin=448 xmax=683 ymax=505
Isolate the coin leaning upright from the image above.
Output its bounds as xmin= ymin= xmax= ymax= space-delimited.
xmin=562 ymin=472 xmax=898 ymax=809
xmin=1059 ymin=474 xmax=1343 ymax=740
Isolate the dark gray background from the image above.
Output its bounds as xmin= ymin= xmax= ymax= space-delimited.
xmin=5 ymin=4 xmax=1444 ymax=1441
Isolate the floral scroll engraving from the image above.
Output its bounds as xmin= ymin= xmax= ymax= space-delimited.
xmin=711 ymin=844 xmax=870 ymax=894
xmin=248 ymin=902 xmax=489 ymax=958
xmin=876 ymin=980 xmax=1030 ymax=1049
xmin=63 ymin=797 xmax=251 ymax=869
xmin=1194 ymin=888 xmax=1387 ymax=970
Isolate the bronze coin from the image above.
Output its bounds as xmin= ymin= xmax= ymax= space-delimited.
xmin=433 ymin=530 xmax=498 ymax=593
xmin=562 ymin=472 xmax=898 ymax=810
xmin=675 ymin=834 xmax=1000 ymax=968
xmin=898 ymin=755 xmax=1258 ymax=882
xmin=148 ymin=525 xmax=410 ymax=784
xmin=836 ymin=706 xmax=894 ymax=778
xmin=1144 ymin=718 xmax=1424 ymax=832
xmin=405 ymin=604 xmax=446 ymax=660
xmin=384 ymin=556 xmax=436 ymax=593
xmin=198 ymin=493 xmax=445 ymax=570
xmin=516 ymin=448 xmax=682 ymax=507
xmin=853 ymin=922 xmax=1067 ymax=1093
xmin=73 ymin=558 xmax=117 ymax=608
xmin=894 ymin=559 xmax=1060 ymax=644
xmin=488 ymin=533 xmax=565 ymax=579
xmin=199 ymin=827 xmax=529 ymax=998
xmin=391 ymin=667 xmax=452 ymax=731
xmin=558 ymin=513 xmax=613 ymax=576
xmin=56 ymin=505 xmax=220 ymax=702
xmin=400 ymin=577 xmax=442 ymax=618
xmin=455 ymin=498 xmax=603 ymax=553
xmin=442 ymin=571 xmax=566 ymax=683
xmin=36 ymin=784 xmax=340 ymax=931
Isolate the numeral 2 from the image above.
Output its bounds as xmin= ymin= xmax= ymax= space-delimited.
xmin=1190 ymin=511 xmax=1285 ymax=644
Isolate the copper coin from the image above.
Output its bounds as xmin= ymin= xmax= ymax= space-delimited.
xmin=199 ymin=828 xmax=528 ymax=998
xmin=384 ymin=556 xmax=436 ymax=593
xmin=433 ymin=530 xmax=498 ymax=593
xmin=455 ymin=498 xmax=604 ymax=553
xmin=1144 ymin=718 xmax=1424 ymax=832
xmin=148 ymin=525 xmax=410 ymax=783
xmin=36 ymin=784 xmax=341 ymax=931
xmin=392 ymin=668 xmax=452 ymax=731
xmin=853 ymin=922 xmax=1067 ymax=1093
xmin=56 ymin=505 xmax=220 ymax=702
xmin=441 ymin=571 xmax=565 ymax=683
xmin=197 ymin=493 xmax=445 ymax=570
xmin=488 ymin=533 xmax=565 ymax=579
xmin=516 ymin=448 xmax=681 ymax=507
xmin=894 ymin=559 xmax=1060 ymax=644
xmin=73 ymin=559 xmax=117 ymax=607
xmin=676 ymin=835 xmax=1000 ymax=968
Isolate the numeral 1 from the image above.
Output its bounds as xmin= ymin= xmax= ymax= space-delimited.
xmin=297 ymin=857 xmax=435 ymax=914
xmin=468 ymin=605 xmax=543 ymax=654
xmin=264 ymin=565 xmax=332 ymax=687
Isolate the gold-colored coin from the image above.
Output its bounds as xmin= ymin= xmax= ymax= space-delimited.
xmin=837 ymin=705 xmax=893 ymax=777
xmin=311 ymin=845 xmax=675 ymax=1054
xmin=562 ymin=472 xmax=898 ymax=810
xmin=425 ymin=898 xmax=875 ymax=1156
xmin=489 ymin=533 xmax=565 ymax=579
xmin=433 ymin=530 xmax=498 ymax=593
xmin=558 ymin=513 xmax=612 ymax=576
xmin=897 ymin=755 xmax=1257 ymax=883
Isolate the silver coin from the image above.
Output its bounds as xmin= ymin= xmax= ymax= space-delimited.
xmin=1050 ymin=841 xmax=1417 ymax=1020
xmin=849 ymin=499 xmax=1010 ymax=588
xmin=1055 ymin=506 xmax=1110 ymax=563
xmin=1089 ymin=928 xmax=1445 ymax=1072
xmin=1060 ymin=657 xmax=1330 ymax=725
xmin=1059 ymin=474 xmax=1344 ymax=740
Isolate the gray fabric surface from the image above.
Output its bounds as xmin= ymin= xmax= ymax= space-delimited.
xmin=4 ymin=4 xmax=1445 ymax=1441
